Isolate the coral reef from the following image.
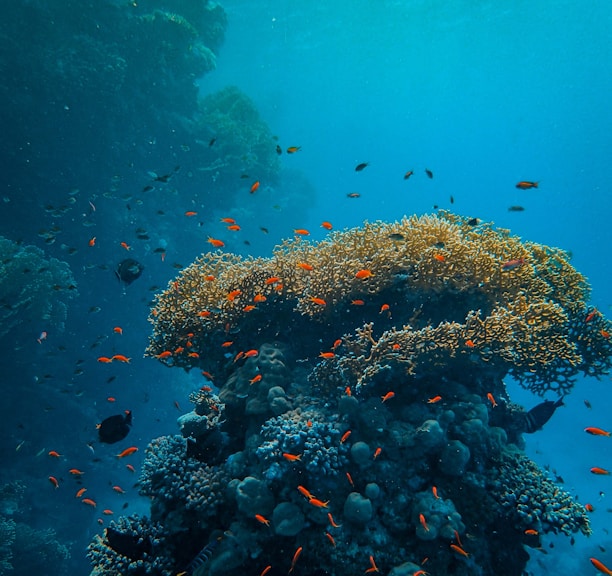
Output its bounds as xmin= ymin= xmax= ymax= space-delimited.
xmin=89 ymin=214 xmax=611 ymax=576
xmin=0 ymin=237 xmax=77 ymax=339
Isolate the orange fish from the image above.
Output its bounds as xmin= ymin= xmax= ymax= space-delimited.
xmin=294 ymin=229 xmax=310 ymax=236
xmin=204 ymin=275 xmax=216 ymax=281
xmin=48 ymin=450 xmax=61 ymax=458
xmin=365 ymin=555 xmax=379 ymax=574
xmin=220 ymin=217 xmax=236 ymax=224
xmin=227 ymin=224 xmax=241 ymax=231
xmin=325 ymin=532 xmax=336 ymax=547
xmin=340 ymin=430 xmax=352 ymax=443
xmin=298 ymin=485 xmax=314 ymax=500
xmin=75 ymin=488 xmax=87 ymax=498
xmin=319 ymin=352 xmax=335 ymax=359
xmin=253 ymin=294 xmax=267 ymax=303
xmin=243 ymin=305 xmax=256 ymax=312
xmin=332 ymin=339 xmax=342 ymax=349
xmin=207 ymin=237 xmax=225 ymax=248
xmin=309 ymin=498 xmax=329 ymax=508
xmin=432 ymin=486 xmax=439 ymax=499
xmin=327 ymin=512 xmax=341 ymax=528
xmin=585 ymin=308 xmax=600 ymax=323
xmin=345 ymin=386 xmax=352 ymax=396
xmin=288 ymin=546 xmax=303 ymax=574
xmin=590 ymin=558 xmax=612 ymax=576
xmin=227 ymin=289 xmax=242 ymax=301
xmin=524 ymin=529 xmax=538 ymax=535
xmin=373 ymin=447 xmax=382 ymax=460
xmin=419 ymin=513 xmax=429 ymax=532
xmin=69 ymin=468 xmax=84 ymax=476
xmin=487 ymin=393 xmax=498 ymax=407
xmin=346 ymin=472 xmax=354 ymax=487
xmin=255 ymin=514 xmax=270 ymax=526
xmin=321 ymin=221 xmax=333 ymax=230
xmin=591 ymin=467 xmax=610 ymax=475
xmin=113 ymin=326 xmax=123 ymax=335
xmin=48 ymin=476 xmax=59 ymax=489
xmin=381 ymin=391 xmax=395 ymax=402
xmin=250 ymin=181 xmax=260 ymax=194
xmin=244 ymin=349 xmax=259 ymax=358
xmin=433 ymin=254 xmax=445 ymax=262
xmin=515 ymin=181 xmax=538 ymax=189
xmin=126 ymin=464 xmax=135 ymax=473
xmin=297 ymin=262 xmax=314 ymax=271
xmin=250 ymin=374 xmax=263 ymax=384
xmin=260 ymin=566 xmax=272 ymax=576
xmin=221 ymin=341 xmax=234 ymax=348
xmin=601 ymin=329 xmax=610 ymax=338
xmin=265 ymin=276 xmax=281 ymax=285
xmin=103 ymin=509 xmax=114 ymax=515
xmin=97 ymin=356 xmax=113 ymax=363
xmin=427 ymin=396 xmax=442 ymax=404
xmin=380 ymin=303 xmax=390 ymax=313
xmin=355 ymin=269 xmax=373 ymax=279
xmin=116 ymin=446 xmax=138 ymax=459
xmin=310 ymin=297 xmax=326 ymax=306
xmin=585 ymin=427 xmax=611 ymax=437
xmin=120 ymin=241 xmax=131 ymax=251
xmin=156 ymin=350 xmax=172 ymax=359
xmin=282 ymin=453 xmax=301 ymax=462
xmin=188 ymin=352 xmax=199 ymax=358
xmin=82 ymin=498 xmax=97 ymax=508
xmin=450 ymin=544 xmax=469 ymax=557
xmin=112 ymin=485 xmax=126 ymax=494
xmin=184 ymin=211 xmax=198 ymax=217
xmin=286 ymin=146 xmax=301 ymax=154
xmin=392 ymin=343 xmax=400 ymax=350
xmin=88 ymin=236 xmax=96 ymax=247
xmin=111 ymin=354 xmax=130 ymax=363
xmin=107 ymin=397 xmax=116 ymax=402
xmin=351 ymin=299 xmax=365 ymax=306
xmin=465 ymin=339 xmax=475 ymax=347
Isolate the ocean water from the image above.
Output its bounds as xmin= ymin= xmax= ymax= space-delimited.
xmin=0 ymin=1 xmax=611 ymax=574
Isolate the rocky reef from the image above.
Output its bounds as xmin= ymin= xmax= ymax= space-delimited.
xmin=88 ymin=213 xmax=610 ymax=576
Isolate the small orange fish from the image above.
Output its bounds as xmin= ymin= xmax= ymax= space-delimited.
xmin=244 ymin=349 xmax=259 ymax=358
xmin=327 ymin=512 xmax=341 ymax=528
xmin=198 ymin=310 xmax=211 ymax=318
xmin=298 ymin=485 xmax=314 ymax=500
xmin=286 ymin=146 xmax=301 ymax=154
xmin=103 ymin=509 xmax=114 ymax=515
xmin=590 ymin=557 xmax=612 ymax=576
xmin=260 ymin=566 xmax=272 ymax=576
xmin=345 ymin=386 xmax=352 ymax=396
xmin=227 ymin=224 xmax=241 ymax=231
xmin=255 ymin=514 xmax=270 ymax=526
xmin=69 ymin=468 xmax=84 ymax=476
xmin=174 ymin=346 xmax=184 ymax=354
xmin=585 ymin=308 xmax=600 ymax=323
xmin=253 ymin=294 xmax=267 ymax=303
xmin=250 ymin=181 xmax=260 ymax=194
xmin=332 ymin=339 xmax=342 ymax=349
xmin=325 ymin=532 xmax=336 ymax=547
xmin=432 ymin=486 xmax=439 ymax=499
xmin=207 ymin=237 xmax=225 ymax=248
xmin=288 ymin=546 xmax=303 ymax=574
xmin=188 ymin=352 xmax=199 ymax=358
xmin=120 ymin=241 xmax=131 ymax=251
xmin=392 ymin=343 xmax=400 ymax=350
xmin=419 ymin=513 xmax=429 ymax=532
xmin=126 ymin=464 xmax=135 ymax=473
xmin=48 ymin=476 xmax=59 ymax=489
xmin=365 ymin=555 xmax=379 ymax=574
xmin=591 ymin=467 xmax=610 ymax=475
xmin=250 ymin=374 xmax=263 ymax=384
xmin=309 ymin=498 xmax=329 ymax=508
xmin=340 ymin=430 xmax=352 ymax=443
xmin=48 ymin=450 xmax=61 ymax=458
xmin=220 ymin=217 xmax=236 ymax=224
xmin=297 ymin=262 xmax=314 ymax=271
xmin=204 ymin=275 xmax=216 ymax=281
xmin=88 ymin=236 xmax=96 ymax=247
xmin=156 ymin=350 xmax=172 ymax=359
xmin=97 ymin=356 xmax=113 ymax=363
xmin=221 ymin=341 xmax=234 ymax=348
xmin=501 ymin=257 xmax=525 ymax=272
xmin=265 ymin=276 xmax=281 ymax=285
xmin=116 ymin=446 xmax=138 ymax=459
xmin=524 ymin=529 xmax=538 ymax=535
xmin=487 ymin=393 xmax=498 ymax=407
xmin=227 ymin=289 xmax=242 ymax=301
xmin=294 ymin=229 xmax=310 ymax=236
xmin=112 ymin=485 xmax=125 ymax=494
xmin=585 ymin=427 xmax=611 ymax=437
xmin=282 ymin=453 xmax=301 ymax=462
xmin=433 ymin=254 xmax=445 ymax=262
xmin=82 ymin=498 xmax=96 ymax=508
xmin=515 ymin=181 xmax=538 ymax=189
xmin=310 ymin=297 xmax=326 ymax=306
xmin=351 ymin=299 xmax=365 ymax=306
xmin=184 ymin=211 xmax=198 ymax=217
xmin=319 ymin=352 xmax=335 ymax=359
xmin=243 ymin=305 xmax=256 ymax=312
xmin=427 ymin=395 xmax=442 ymax=404
xmin=75 ymin=488 xmax=87 ymax=498
xmin=380 ymin=303 xmax=390 ymax=313
xmin=373 ymin=447 xmax=382 ymax=460
xmin=113 ymin=326 xmax=123 ymax=335
xmin=450 ymin=544 xmax=469 ymax=557
xmin=321 ymin=221 xmax=333 ymax=230
xmin=107 ymin=396 xmax=116 ymax=402
xmin=465 ymin=339 xmax=475 ymax=347
xmin=381 ymin=391 xmax=395 ymax=402
xmin=355 ymin=269 xmax=373 ymax=279
xmin=585 ymin=503 xmax=595 ymax=512
xmin=111 ymin=354 xmax=131 ymax=363
xmin=601 ymin=329 xmax=610 ymax=338
xmin=346 ymin=472 xmax=354 ymax=487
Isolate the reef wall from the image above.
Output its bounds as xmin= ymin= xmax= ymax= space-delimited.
xmin=88 ymin=212 xmax=611 ymax=576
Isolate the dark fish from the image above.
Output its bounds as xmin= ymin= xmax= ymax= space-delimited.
xmin=98 ymin=410 xmax=132 ymax=444
xmin=347 ymin=192 xmax=361 ymax=198
xmin=105 ymin=526 xmax=152 ymax=560
xmin=260 ymin=227 xmax=269 ymax=234
xmin=516 ymin=181 xmax=538 ymax=189
xmin=425 ymin=168 xmax=433 ymax=179
xmin=523 ymin=397 xmax=564 ymax=433
xmin=115 ymin=259 xmax=144 ymax=285
xmin=387 ymin=233 xmax=405 ymax=241
xmin=466 ymin=218 xmax=479 ymax=226
xmin=508 ymin=205 xmax=525 ymax=212
xmin=450 ymin=195 xmax=454 ymax=204
xmin=142 ymin=185 xmax=154 ymax=193
xmin=209 ymin=138 xmax=216 ymax=147
xmin=276 ymin=145 xmax=282 ymax=155
xmin=403 ymin=170 xmax=414 ymax=180
xmin=355 ymin=162 xmax=369 ymax=172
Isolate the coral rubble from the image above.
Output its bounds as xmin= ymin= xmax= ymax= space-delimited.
xmin=89 ymin=214 xmax=611 ymax=576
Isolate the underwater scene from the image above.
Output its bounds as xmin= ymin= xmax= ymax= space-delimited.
xmin=1 ymin=1 xmax=611 ymax=575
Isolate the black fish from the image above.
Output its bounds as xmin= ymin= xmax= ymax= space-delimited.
xmin=508 ymin=205 xmax=525 ymax=212
xmin=115 ymin=258 xmax=144 ymax=285
xmin=276 ymin=144 xmax=282 ymax=155
xmin=209 ymin=138 xmax=216 ymax=147
xmin=355 ymin=162 xmax=369 ymax=172
xmin=105 ymin=527 xmax=152 ymax=560
xmin=98 ymin=410 xmax=132 ymax=444
xmin=425 ymin=168 xmax=433 ymax=179
xmin=523 ymin=397 xmax=564 ymax=433
xmin=466 ymin=217 xmax=479 ymax=226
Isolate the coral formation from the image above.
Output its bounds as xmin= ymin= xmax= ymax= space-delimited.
xmin=0 ymin=237 xmax=77 ymax=340
xmin=89 ymin=214 xmax=611 ymax=576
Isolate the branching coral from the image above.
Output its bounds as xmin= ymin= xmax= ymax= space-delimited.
xmin=147 ymin=212 xmax=611 ymax=395
xmin=0 ymin=237 xmax=77 ymax=340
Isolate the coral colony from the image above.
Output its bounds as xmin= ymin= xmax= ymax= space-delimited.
xmin=88 ymin=213 xmax=612 ymax=576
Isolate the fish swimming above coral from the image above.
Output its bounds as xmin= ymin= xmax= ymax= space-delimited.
xmin=522 ymin=397 xmax=564 ymax=433
xmin=115 ymin=258 xmax=144 ymax=285
xmin=98 ymin=410 xmax=132 ymax=444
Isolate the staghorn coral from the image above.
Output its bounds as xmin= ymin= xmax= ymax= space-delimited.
xmin=0 ymin=237 xmax=77 ymax=339
xmin=147 ymin=212 xmax=611 ymax=395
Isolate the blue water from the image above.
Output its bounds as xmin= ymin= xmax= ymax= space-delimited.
xmin=1 ymin=1 xmax=611 ymax=574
